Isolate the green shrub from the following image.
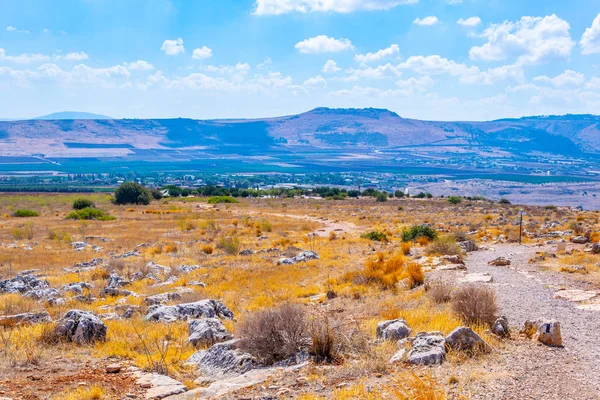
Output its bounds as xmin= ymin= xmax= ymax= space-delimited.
xmin=394 ymin=190 xmax=405 ymax=198
xmin=375 ymin=192 xmax=388 ymax=202
xmin=425 ymin=236 xmax=463 ymax=256
xmin=499 ymin=198 xmax=512 ymax=205
xmin=13 ymin=209 xmax=39 ymax=217
xmin=447 ymin=196 xmax=462 ymax=205
xmin=150 ymin=188 xmax=163 ymax=200
xmin=401 ymin=225 xmax=438 ymax=242
xmin=72 ymin=198 xmax=96 ymax=210
xmin=207 ymin=196 xmax=239 ymax=204
xmin=113 ymin=182 xmax=152 ymax=205
xmin=66 ymin=207 xmax=116 ymax=221
xmin=360 ymin=231 xmax=388 ymax=242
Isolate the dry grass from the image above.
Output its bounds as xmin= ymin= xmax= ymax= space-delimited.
xmin=452 ymin=285 xmax=498 ymax=327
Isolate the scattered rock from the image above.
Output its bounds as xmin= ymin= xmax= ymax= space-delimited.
xmin=445 ymin=326 xmax=491 ymax=353
xmin=441 ymin=255 xmax=464 ymax=265
xmin=0 ymin=311 xmax=52 ymax=327
xmin=187 ymin=339 xmax=257 ymax=378
xmin=239 ymin=249 xmax=255 ymax=256
xmin=100 ymin=274 xmax=132 ymax=297
xmin=61 ymin=282 xmax=92 ymax=295
xmin=132 ymin=370 xmax=187 ymax=399
xmin=277 ymin=251 xmax=320 ymax=265
xmin=146 ymin=300 xmax=234 ymax=322
xmin=492 ymin=316 xmax=510 ymax=337
xmin=407 ymin=332 xmax=446 ymax=365
xmin=571 ymin=236 xmax=589 ymax=244
xmin=488 ymin=257 xmax=511 ymax=266
xmin=458 ymin=272 xmax=493 ymax=284
xmin=188 ymin=318 xmax=233 ymax=348
xmin=0 ymin=271 xmax=49 ymax=294
xmin=592 ymin=243 xmax=600 ymax=254
xmin=145 ymin=291 xmax=186 ymax=306
xmin=553 ymin=289 xmax=599 ymax=302
xmin=55 ymin=310 xmax=107 ymax=344
xmin=437 ymin=264 xmax=467 ymax=271
xmin=105 ymin=363 xmax=122 ymax=373
xmin=459 ymin=240 xmax=478 ymax=252
xmin=178 ymin=265 xmax=200 ymax=273
xmin=376 ymin=319 xmax=412 ymax=341
xmin=523 ymin=319 xmax=563 ymax=347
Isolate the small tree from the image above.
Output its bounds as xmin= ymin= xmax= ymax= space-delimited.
xmin=375 ymin=192 xmax=388 ymax=202
xmin=448 ymin=196 xmax=462 ymax=205
xmin=113 ymin=182 xmax=152 ymax=205
xmin=394 ymin=190 xmax=405 ymax=198
xmin=72 ymin=198 xmax=95 ymax=210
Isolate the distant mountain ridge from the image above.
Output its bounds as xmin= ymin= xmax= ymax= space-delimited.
xmin=34 ymin=111 xmax=113 ymax=120
xmin=0 ymin=107 xmax=598 ymax=157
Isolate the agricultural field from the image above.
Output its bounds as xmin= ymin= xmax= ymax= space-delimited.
xmin=0 ymin=192 xmax=599 ymax=399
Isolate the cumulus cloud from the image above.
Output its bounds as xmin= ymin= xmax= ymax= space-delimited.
xmin=254 ymin=0 xmax=418 ymax=15
xmin=192 ymin=46 xmax=213 ymax=59
xmin=63 ymin=52 xmax=89 ymax=61
xmin=469 ymin=14 xmax=575 ymax=64
xmin=354 ymin=44 xmax=399 ymax=63
xmin=295 ymin=35 xmax=354 ymax=54
xmin=0 ymin=49 xmax=50 ymax=64
xmin=322 ymin=60 xmax=341 ymax=73
xmin=6 ymin=26 xmax=16 ymax=31
xmin=303 ymin=75 xmax=327 ymax=89
xmin=161 ymin=38 xmax=185 ymax=56
xmin=125 ymin=60 xmax=155 ymax=71
xmin=534 ymin=70 xmax=585 ymax=88
xmin=457 ymin=17 xmax=481 ymax=27
xmin=341 ymin=63 xmax=402 ymax=81
xmin=581 ymin=14 xmax=600 ymax=55
xmin=413 ymin=16 xmax=439 ymax=26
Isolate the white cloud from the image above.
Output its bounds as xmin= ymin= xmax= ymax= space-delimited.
xmin=202 ymin=63 xmax=250 ymax=75
xmin=446 ymin=0 xmax=462 ymax=3
xmin=295 ymin=35 xmax=354 ymax=54
xmin=254 ymin=0 xmax=418 ymax=15
xmin=460 ymin=63 xmax=525 ymax=85
xmin=469 ymin=15 xmax=575 ymax=64
xmin=586 ymin=77 xmax=600 ymax=89
xmin=257 ymin=57 xmax=272 ymax=70
xmin=341 ymin=63 xmax=402 ymax=81
xmin=413 ymin=16 xmax=439 ymax=26
xmin=534 ymin=70 xmax=585 ymax=88
xmin=6 ymin=26 xmax=16 ymax=31
xmin=303 ymin=75 xmax=327 ymax=89
xmin=192 ymin=46 xmax=212 ymax=59
xmin=581 ymin=14 xmax=600 ymax=55
xmin=0 ymin=49 xmax=50 ymax=64
xmin=457 ymin=17 xmax=481 ymax=27
xmin=395 ymin=76 xmax=434 ymax=90
xmin=354 ymin=44 xmax=399 ymax=63
xmin=322 ymin=60 xmax=341 ymax=73
xmin=63 ymin=52 xmax=89 ymax=61
xmin=161 ymin=38 xmax=184 ymax=56
xmin=125 ymin=60 xmax=155 ymax=71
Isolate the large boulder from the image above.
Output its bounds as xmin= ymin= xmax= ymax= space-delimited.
xmin=523 ymin=319 xmax=562 ymax=347
xmin=0 ymin=271 xmax=49 ymax=294
xmin=24 ymin=288 xmax=62 ymax=302
xmin=0 ymin=311 xmax=52 ymax=327
xmin=376 ymin=319 xmax=412 ymax=341
xmin=492 ymin=316 xmax=510 ymax=338
xmin=407 ymin=332 xmax=446 ymax=365
xmin=488 ymin=257 xmax=511 ymax=266
xmin=459 ymin=240 xmax=478 ymax=252
xmin=55 ymin=310 xmax=107 ymax=344
xmin=445 ymin=327 xmax=491 ymax=353
xmin=187 ymin=339 xmax=257 ymax=378
xmin=146 ymin=300 xmax=234 ymax=322
xmin=100 ymin=274 xmax=132 ymax=297
xmin=571 ymin=236 xmax=589 ymax=244
xmin=188 ymin=318 xmax=233 ymax=347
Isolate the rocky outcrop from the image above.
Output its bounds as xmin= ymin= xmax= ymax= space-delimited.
xmin=55 ymin=310 xmax=107 ymax=344
xmin=376 ymin=319 xmax=412 ymax=341
xmin=571 ymin=236 xmax=589 ymax=244
xmin=277 ymin=251 xmax=320 ymax=265
xmin=187 ymin=339 xmax=257 ymax=378
xmin=492 ymin=316 xmax=510 ymax=337
xmin=0 ymin=311 xmax=52 ymax=327
xmin=445 ymin=327 xmax=491 ymax=353
xmin=488 ymin=257 xmax=511 ymax=266
xmin=407 ymin=332 xmax=446 ymax=365
xmin=100 ymin=274 xmax=132 ymax=297
xmin=146 ymin=300 xmax=234 ymax=322
xmin=145 ymin=290 xmax=193 ymax=306
xmin=523 ymin=319 xmax=563 ymax=347
xmin=0 ymin=271 xmax=49 ymax=294
xmin=130 ymin=368 xmax=188 ymax=399
xmin=592 ymin=243 xmax=600 ymax=254
xmin=61 ymin=282 xmax=92 ymax=295
xmin=459 ymin=240 xmax=478 ymax=252
xmin=188 ymin=318 xmax=233 ymax=347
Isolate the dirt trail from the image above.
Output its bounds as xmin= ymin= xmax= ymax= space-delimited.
xmin=457 ymin=244 xmax=600 ymax=399
xmin=247 ymin=211 xmax=360 ymax=237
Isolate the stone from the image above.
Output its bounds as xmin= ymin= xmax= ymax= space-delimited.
xmin=187 ymin=318 xmax=233 ymax=347
xmin=145 ymin=292 xmax=183 ymax=306
xmin=458 ymin=273 xmax=493 ymax=284
xmin=441 ymin=255 xmax=464 ymax=265
xmin=187 ymin=339 xmax=257 ymax=378
xmin=553 ymin=289 xmax=599 ymax=302
xmin=277 ymin=250 xmax=320 ymax=265
xmin=523 ymin=319 xmax=563 ymax=347
xmin=61 ymin=282 xmax=92 ymax=295
xmin=100 ymin=274 xmax=132 ymax=297
xmin=376 ymin=319 xmax=412 ymax=341
xmin=55 ymin=310 xmax=107 ymax=344
xmin=571 ymin=236 xmax=589 ymax=244
xmin=445 ymin=327 xmax=491 ymax=353
xmin=459 ymin=240 xmax=478 ymax=252
xmin=178 ymin=265 xmax=200 ymax=273
xmin=239 ymin=249 xmax=255 ymax=256
xmin=24 ymin=288 xmax=63 ymax=301
xmin=133 ymin=371 xmax=187 ymax=399
xmin=437 ymin=264 xmax=467 ymax=271
xmin=492 ymin=316 xmax=510 ymax=338
xmin=407 ymin=332 xmax=446 ymax=365
xmin=0 ymin=311 xmax=52 ymax=327
xmin=105 ymin=363 xmax=122 ymax=373
xmin=146 ymin=300 xmax=234 ymax=322
xmin=592 ymin=243 xmax=600 ymax=254
xmin=0 ymin=271 xmax=49 ymax=294
xmin=488 ymin=257 xmax=511 ymax=266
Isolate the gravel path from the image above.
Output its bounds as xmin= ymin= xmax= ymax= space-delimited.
xmin=456 ymin=244 xmax=600 ymax=399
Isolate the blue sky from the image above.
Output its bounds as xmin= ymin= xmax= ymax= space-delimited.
xmin=1 ymin=0 xmax=600 ymax=120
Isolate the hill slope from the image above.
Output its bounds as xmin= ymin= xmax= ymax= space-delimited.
xmin=34 ymin=111 xmax=113 ymax=120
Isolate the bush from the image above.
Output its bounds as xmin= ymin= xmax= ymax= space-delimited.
xmin=401 ymin=225 xmax=438 ymax=242
xmin=499 ymin=198 xmax=511 ymax=205
xmin=425 ymin=236 xmax=463 ymax=256
xmin=72 ymin=198 xmax=95 ymax=210
xmin=207 ymin=196 xmax=238 ymax=204
xmin=237 ymin=303 xmax=309 ymax=365
xmin=447 ymin=196 xmax=462 ymax=205
xmin=113 ymin=182 xmax=152 ymax=205
xmin=405 ymin=263 xmax=424 ymax=289
xmin=344 ymin=252 xmax=405 ymax=290
xmin=427 ymin=279 xmax=454 ymax=304
xmin=452 ymin=285 xmax=498 ymax=327
xmin=310 ymin=318 xmax=337 ymax=363
xmin=394 ymin=190 xmax=405 ymax=198
xmin=66 ymin=207 xmax=116 ymax=221
xmin=217 ymin=236 xmax=241 ymax=255
xmin=150 ymin=189 xmax=163 ymax=200
xmin=375 ymin=192 xmax=388 ymax=202
xmin=360 ymin=231 xmax=388 ymax=242
xmin=13 ymin=209 xmax=39 ymax=217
